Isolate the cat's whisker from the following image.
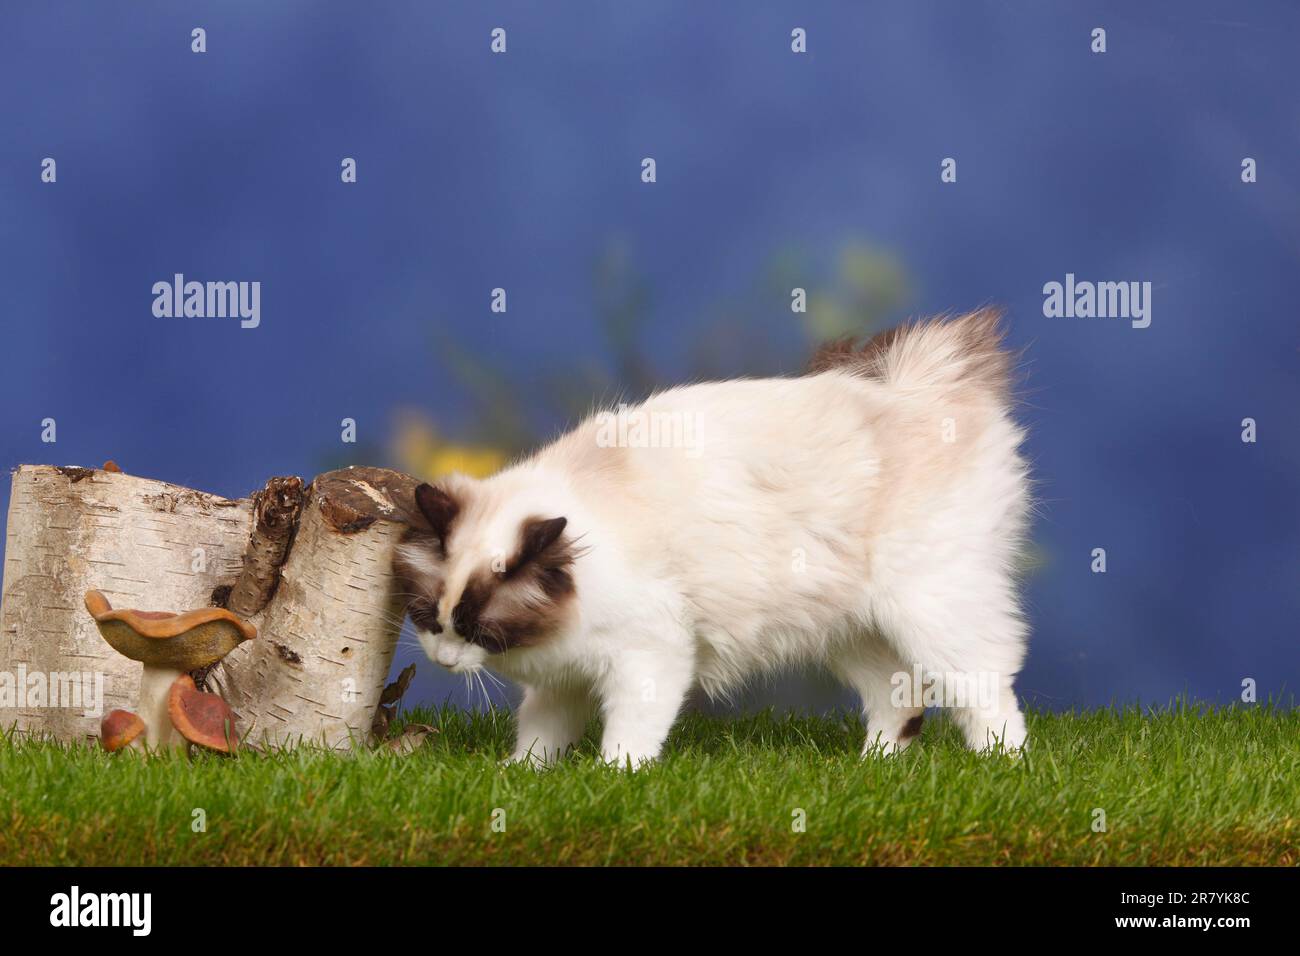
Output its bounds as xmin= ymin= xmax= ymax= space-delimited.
xmin=478 ymin=670 xmax=497 ymax=709
xmin=472 ymin=670 xmax=485 ymax=710
xmin=479 ymin=668 xmax=506 ymax=695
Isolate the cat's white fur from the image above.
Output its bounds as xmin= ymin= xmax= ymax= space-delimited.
xmin=410 ymin=311 xmax=1032 ymax=766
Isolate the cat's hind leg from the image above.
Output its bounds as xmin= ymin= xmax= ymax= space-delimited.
xmin=831 ymin=636 xmax=925 ymax=756
xmin=876 ymin=575 xmax=1029 ymax=754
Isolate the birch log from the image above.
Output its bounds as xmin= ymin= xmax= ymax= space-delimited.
xmin=0 ymin=464 xmax=426 ymax=749
xmin=208 ymin=468 xmax=425 ymax=749
xmin=0 ymin=465 xmax=250 ymax=743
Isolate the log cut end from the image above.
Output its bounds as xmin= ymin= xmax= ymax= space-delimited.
xmin=310 ymin=467 xmax=433 ymax=535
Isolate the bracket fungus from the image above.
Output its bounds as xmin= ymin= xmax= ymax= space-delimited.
xmin=100 ymin=709 xmax=146 ymax=752
xmin=168 ymin=674 xmax=240 ymax=753
xmin=83 ymin=589 xmax=255 ymax=749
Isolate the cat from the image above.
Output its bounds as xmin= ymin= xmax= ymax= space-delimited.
xmin=394 ymin=308 xmax=1032 ymax=767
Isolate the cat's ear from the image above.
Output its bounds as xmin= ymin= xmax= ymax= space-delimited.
xmin=523 ymin=516 xmax=567 ymax=557
xmin=414 ymin=483 xmax=459 ymax=543
xmin=507 ymin=516 xmax=568 ymax=573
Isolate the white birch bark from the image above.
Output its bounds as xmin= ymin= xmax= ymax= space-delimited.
xmin=0 ymin=464 xmax=422 ymax=749
xmin=0 ymin=465 xmax=250 ymax=742
xmin=209 ymin=471 xmax=416 ymax=749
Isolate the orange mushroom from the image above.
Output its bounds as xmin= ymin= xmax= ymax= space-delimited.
xmin=100 ymin=709 xmax=146 ymax=752
xmin=167 ymin=674 xmax=240 ymax=753
xmin=84 ymin=590 xmax=254 ymax=749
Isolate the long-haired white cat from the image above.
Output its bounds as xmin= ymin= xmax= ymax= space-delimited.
xmin=395 ymin=309 xmax=1031 ymax=766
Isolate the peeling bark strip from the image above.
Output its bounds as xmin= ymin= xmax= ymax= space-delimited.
xmin=1 ymin=464 xmax=424 ymax=750
xmin=225 ymin=475 xmax=305 ymax=618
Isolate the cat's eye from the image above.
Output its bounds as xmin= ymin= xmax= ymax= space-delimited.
xmin=408 ymin=601 xmax=442 ymax=634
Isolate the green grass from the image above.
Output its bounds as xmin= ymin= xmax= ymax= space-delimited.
xmin=2 ymin=702 xmax=1296 ymax=865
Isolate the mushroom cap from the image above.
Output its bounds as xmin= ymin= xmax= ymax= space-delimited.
xmin=101 ymin=709 xmax=146 ymax=752
xmin=167 ymin=674 xmax=240 ymax=752
xmin=84 ymin=590 xmax=255 ymax=671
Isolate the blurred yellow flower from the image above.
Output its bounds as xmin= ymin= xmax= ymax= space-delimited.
xmin=394 ymin=413 xmax=507 ymax=480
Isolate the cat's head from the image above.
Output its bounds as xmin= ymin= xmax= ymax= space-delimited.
xmin=392 ymin=476 xmax=581 ymax=673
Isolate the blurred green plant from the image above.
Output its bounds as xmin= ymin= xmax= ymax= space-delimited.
xmin=397 ymin=237 xmax=912 ymax=479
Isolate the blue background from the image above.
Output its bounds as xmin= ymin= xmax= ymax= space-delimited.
xmin=2 ymin=1 xmax=1296 ymax=713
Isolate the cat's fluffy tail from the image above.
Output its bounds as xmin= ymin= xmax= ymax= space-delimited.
xmin=808 ymin=307 xmax=1015 ymax=400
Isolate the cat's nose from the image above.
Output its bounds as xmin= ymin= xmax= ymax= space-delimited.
xmin=435 ymin=643 xmax=460 ymax=668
